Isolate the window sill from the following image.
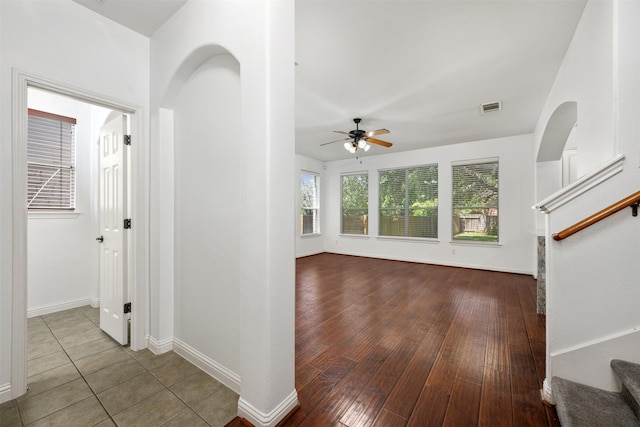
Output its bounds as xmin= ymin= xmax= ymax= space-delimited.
xmin=300 ymin=233 xmax=322 ymax=238
xmin=339 ymin=234 xmax=370 ymax=239
xmin=28 ymin=211 xmax=81 ymax=219
xmin=449 ymin=240 xmax=501 ymax=247
xmin=376 ymin=236 xmax=440 ymax=244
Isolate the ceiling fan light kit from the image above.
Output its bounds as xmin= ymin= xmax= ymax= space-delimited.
xmin=321 ymin=117 xmax=393 ymax=154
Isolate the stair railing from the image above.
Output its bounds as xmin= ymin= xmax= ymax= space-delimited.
xmin=552 ymin=190 xmax=640 ymax=241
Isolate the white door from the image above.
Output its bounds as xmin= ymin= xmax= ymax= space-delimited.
xmin=98 ymin=115 xmax=128 ymax=345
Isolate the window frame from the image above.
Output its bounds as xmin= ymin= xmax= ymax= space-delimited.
xmin=300 ymin=170 xmax=320 ymax=236
xmin=27 ymin=108 xmax=77 ymax=211
xmin=451 ymin=157 xmax=499 ymax=244
xmin=340 ymin=171 xmax=369 ymax=235
xmin=378 ymin=163 xmax=439 ymax=239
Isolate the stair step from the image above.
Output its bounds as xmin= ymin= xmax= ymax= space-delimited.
xmin=551 ymin=376 xmax=640 ymax=427
xmin=612 ymin=359 xmax=640 ymax=419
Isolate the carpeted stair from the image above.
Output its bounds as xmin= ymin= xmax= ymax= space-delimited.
xmin=551 ymin=359 xmax=640 ymax=427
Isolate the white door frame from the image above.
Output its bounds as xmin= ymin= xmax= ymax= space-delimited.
xmin=11 ymin=69 xmax=149 ymax=398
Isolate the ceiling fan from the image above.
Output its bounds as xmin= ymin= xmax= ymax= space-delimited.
xmin=321 ymin=118 xmax=393 ymax=153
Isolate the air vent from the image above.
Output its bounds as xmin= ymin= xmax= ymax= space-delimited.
xmin=480 ymin=101 xmax=502 ymax=114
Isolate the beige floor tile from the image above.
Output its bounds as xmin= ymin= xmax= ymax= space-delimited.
xmin=57 ymin=327 xmax=109 ymax=349
xmin=74 ymin=347 xmax=131 ymax=376
xmin=169 ymin=370 xmax=226 ymax=406
xmin=160 ymin=408 xmax=209 ymax=427
xmin=28 ymin=335 xmax=63 ymax=361
xmin=49 ymin=319 xmax=100 ymax=339
xmin=27 ymin=350 xmax=70 ymax=378
xmin=191 ymin=387 xmax=238 ymax=427
xmin=127 ymin=349 xmax=182 ymax=371
xmin=112 ymin=389 xmax=187 ymax=427
xmin=27 ymin=396 xmax=109 ymax=427
xmin=22 ymin=363 xmax=80 ymax=400
xmin=93 ymin=419 xmax=116 ymax=427
xmin=18 ymin=378 xmax=93 ymax=425
xmin=149 ymin=355 xmax=201 ymax=386
xmin=97 ymin=372 xmax=165 ymax=415
xmin=65 ymin=335 xmax=120 ymax=362
xmin=42 ymin=310 xmax=86 ymax=328
xmin=0 ymin=399 xmax=21 ymax=427
xmin=85 ymin=358 xmax=146 ymax=394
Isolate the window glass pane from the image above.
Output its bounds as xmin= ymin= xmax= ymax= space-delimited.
xmin=379 ymin=165 xmax=438 ymax=238
xmin=301 ymin=171 xmax=319 ymax=234
xmin=341 ymin=173 xmax=368 ymax=235
xmin=452 ymin=160 xmax=499 ymax=242
xmin=27 ymin=110 xmax=76 ymax=210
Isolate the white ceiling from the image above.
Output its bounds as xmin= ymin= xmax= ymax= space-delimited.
xmin=73 ymin=0 xmax=587 ymax=162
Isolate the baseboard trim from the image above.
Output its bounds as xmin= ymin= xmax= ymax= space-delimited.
xmin=27 ymin=297 xmax=95 ymax=318
xmin=147 ymin=336 xmax=173 ymax=355
xmin=238 ymin=390 xmax=299 ymax=427
xmin=173 ymin=338 xmax=241 ymax=394
xmin=0 ymin=383 xmax=12 ymax=404
xmin=325 ymin=251 xmax=533 ymax=276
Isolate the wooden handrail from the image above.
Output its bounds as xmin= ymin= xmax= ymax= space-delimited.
xmin=553 ymin=191 xmax=640 ymax=241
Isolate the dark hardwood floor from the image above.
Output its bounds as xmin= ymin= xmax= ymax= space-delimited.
xmin=231 ymin=253 xmax=560 ymax=427
xmin=288 ymin=253 xmax=558 ymax=427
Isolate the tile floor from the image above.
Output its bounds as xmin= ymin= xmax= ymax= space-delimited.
xmin=0 ymin=306 xmax=239 ymax=426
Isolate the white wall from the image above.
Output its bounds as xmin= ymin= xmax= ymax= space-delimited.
xmin=322 ymin=134 xmax=535 ymax=275
xmin=534 ymin=0 xmax=613 ymax=177
xmin=295 ymin=154 xmax=325 ymax=258
xmin=173 ymin=54 xmax=241 ymax=376
xmin=535 ymin=0 xmax=640 ymax=395
xmin=27 ymin=88 xmax=111 ymax=316
xmin=0 ymin=0 xmax=149 ymax=402
xmin=150 ymin=1 xmax=296 ymax=425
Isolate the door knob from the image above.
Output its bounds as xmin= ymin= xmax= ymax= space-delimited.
xmin=96 ymin=236 xmax=104 ymax=243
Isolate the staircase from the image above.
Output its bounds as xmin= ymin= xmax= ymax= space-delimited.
xmin=551 ymin=360 xmax=640 ymax=426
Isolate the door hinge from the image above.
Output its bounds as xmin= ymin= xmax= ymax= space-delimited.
xmin=124 ymin=218 xmax=132 ymax=229
xmin=124 ymin=302 xmax=131 ymax=314
xmin=124 ymin=135 xmax=131 ymax=146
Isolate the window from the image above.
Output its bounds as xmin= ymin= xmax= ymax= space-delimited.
xmin=341 ymin=172 xmax=368 ymax=235
xmin=379 ymin=164 xmax=438 ymax=238
xmin=452 ymin=159 xmax=499 ymax=242
xmin=300 ymin=171 xmax=319 ymax=235
xmin=27 ymin=109 xmax=76 ymax=210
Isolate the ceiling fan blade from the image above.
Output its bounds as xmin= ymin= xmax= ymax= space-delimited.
xmin=366 ymin=137 xmax=393 ymax=148
xmin=333 ymin=130 xmax=352 ymax=136
xmin=320 ymin=137 xmax=349 ymax=146
xmin=364 ymin=128 xmax=390 ymax=137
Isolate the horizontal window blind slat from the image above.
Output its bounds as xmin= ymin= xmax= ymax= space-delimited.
xmin=27 ymin=110 xmax=76 ymax=210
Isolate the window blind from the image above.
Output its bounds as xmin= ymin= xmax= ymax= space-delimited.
xmin=27 ymin=109 xmax=76 ymax=210
xmin=341 ymin=172 xmax=368 ymax=235
xmin=452 ymin=158 xmax=499 ymax=242
xmin=379 ymin=164 xmax=438 ymax=238
xmin=300 ymin=171 xmax=319 ymax=234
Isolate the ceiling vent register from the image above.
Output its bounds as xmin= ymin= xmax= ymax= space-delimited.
xmin=481 ymin=101 xmax=502 ymax=114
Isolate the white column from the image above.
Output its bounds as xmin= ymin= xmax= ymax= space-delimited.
xmin=237 ymin=1 xmax=298 ymax=425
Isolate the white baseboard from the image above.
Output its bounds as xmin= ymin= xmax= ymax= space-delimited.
xmin=325 ymin=250 xmax=533 ymax=275
xmin=0 ymin=383 xmax=12 ymax=404
xmin=549 ymin=327 xmax=640 ymax=392
xmin=238 ymin=390 xmax=299 ymax=427
xmin=28 ymin=297 xmax=95 ymax=318
xmin=89 ymin=297 xmax=100 ymax=308
xmin=173 ymin=338 xmax=241 ymax=394
xmin=147 ymin=336 xmax=173 ymax=355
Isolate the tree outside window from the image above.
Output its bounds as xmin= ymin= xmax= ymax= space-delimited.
xmin=300 ymin=171 xmax=319 ymax=235
xmin=452 ymin=159 xmax=499 ymax=242
xmin=379 ymin=165 xmax=438 ymax=238
xmin=341 ymin=173 xmax=368 ymax=235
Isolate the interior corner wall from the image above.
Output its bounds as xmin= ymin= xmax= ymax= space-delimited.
xmin=323 ymin=133 xmax=535 ymax=275
xmin=172 ymin=53 xmax=241 ymax=377
xmin=0 ymin=0 xmax=149 ymax=401
xmin=295 ymin=154 xmax=325 ymax=258
xmin=533 ymin=0 xmax=613 ymax=177
xmin=27 ymin=89 xmax=111 ymax=316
